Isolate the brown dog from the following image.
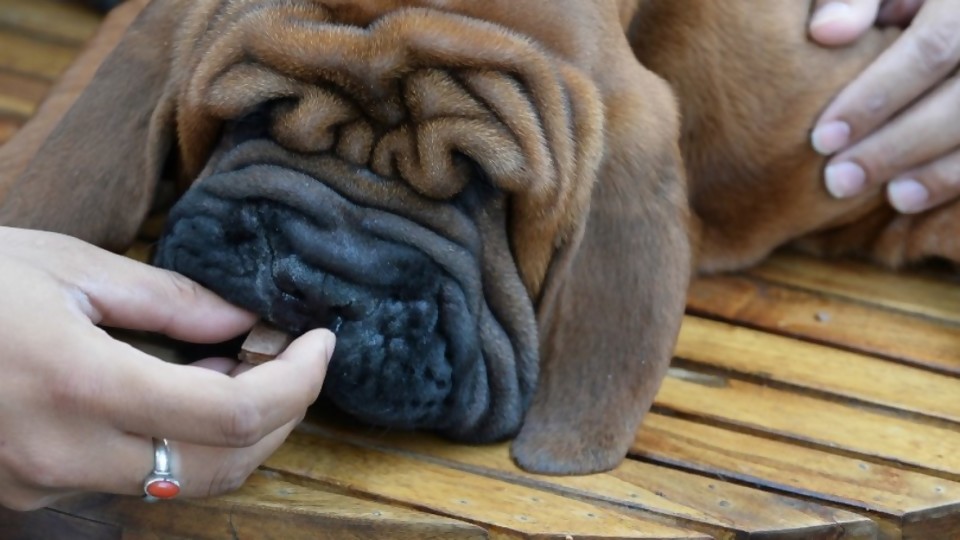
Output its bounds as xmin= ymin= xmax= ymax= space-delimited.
xmin=0 ymin=0 xmax=929 ymax=476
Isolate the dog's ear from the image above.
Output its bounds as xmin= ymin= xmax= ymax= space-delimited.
xmin=511 ymin=72 xmax=691 ymax=475
xmin=0 ymin=0 xmax=182 ymax=251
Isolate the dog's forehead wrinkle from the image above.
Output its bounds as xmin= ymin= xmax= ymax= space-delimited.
xmin=158 ymin=0 xmax=603 ymax=449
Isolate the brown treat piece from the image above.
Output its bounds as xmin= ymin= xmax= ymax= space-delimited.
xmin=239 ymin=322 xmax=294 ymax=364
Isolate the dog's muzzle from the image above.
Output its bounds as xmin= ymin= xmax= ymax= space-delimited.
xmin=154 ymin=160 xmax=509 ymax=437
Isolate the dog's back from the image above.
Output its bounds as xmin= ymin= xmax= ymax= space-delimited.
xmin=622 ymin=1 xmax=946 ymax=272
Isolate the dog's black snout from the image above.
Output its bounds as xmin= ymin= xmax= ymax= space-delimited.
xmin=273 ymin=256 xmax=309 ymax=301
xmin=155 ymin=167 xmax=493 ymax=436
xmin=224 ymin=205 xmax=260 ymax=243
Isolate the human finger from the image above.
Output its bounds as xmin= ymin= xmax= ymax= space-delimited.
xmin=877 ymin=0 xmax=926 ymax=25
xmin=65 ymin=415 xmax=303 ymax=499
xmin=0 ymin=227 xmax=257 ymax=343
xmin=886 ymin=147 xmax=960 ymax=212
xmin=809 ymin=0 xmax=884 ymax=46
xmin=82 ymin=328 xmax=335 ymax=448
xmin=77 ymin=257 xmax=257 ymax=343
xmin=174 ymin=415 xmax=304 ymax=497
xmin=822 ymin=74 xmax=960 ymax=197
xmin=812 ymin=0 xmax=960 ymax=156
xmin=0 ymin=334 xmax=326 ymax=508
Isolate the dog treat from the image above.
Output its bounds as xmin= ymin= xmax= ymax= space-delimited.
xmin=239 ymin=322 xmax=294 ymax=364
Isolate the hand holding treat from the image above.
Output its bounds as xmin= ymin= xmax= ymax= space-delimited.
xmin=0 ymin=226 xmax=334 ymax=510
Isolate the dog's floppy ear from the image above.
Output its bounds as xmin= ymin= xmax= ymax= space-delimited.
xmin=511 ymin=70 xmax=691 ymax=475
xmin=0 ymin=0 xmax=182 ymax=251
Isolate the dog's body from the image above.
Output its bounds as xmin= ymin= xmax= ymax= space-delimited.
xmin=626 ymin=2 xmax=952 ymax=274
xmin=0 ymin=0 xmax=948 ymax=476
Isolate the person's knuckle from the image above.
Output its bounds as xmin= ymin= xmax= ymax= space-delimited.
xmin=911 ymin=20 xmax=960 ymax=74
xmin=47 ymin=371 xmax=98 ymax=413
xmin=162 ymin=271 xmax=204 ymax=306
xmin=217 ymin=397 xmax=264 ymax=447
xmin=940 ymin=158 xmax=960 ymax=188
xmin=10 ymin=451 xmax=71 ymax=491
xmin=855 ymin=152 xmax=893 ymax=185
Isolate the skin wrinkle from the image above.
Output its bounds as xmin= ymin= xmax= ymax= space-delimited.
xmin=23 ymin=0 xmax=693 ymax=475
xmin=181 ymin=3 xmax=589 ymax=286
xmin=156 ymin=154 xmax=524 ymax=438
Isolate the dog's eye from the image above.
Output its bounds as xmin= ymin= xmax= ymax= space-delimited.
xmin=236 ymin=105 xmax=272 ymax=127
xmin=453 ymin=153 xmax=500 ymax=210
xmin=223 ymin=100 xmax=293 ymax=146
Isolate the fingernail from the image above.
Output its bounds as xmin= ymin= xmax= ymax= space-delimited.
xmin=811 ymin=121 xmax=851 ymax=155
xmin=825 ymin=161 xmax=866 ymax=198
xmin=810 ymin=2 xmax=855 ymax=31
xmin=888 ymin=178 xmax=929 ymax=213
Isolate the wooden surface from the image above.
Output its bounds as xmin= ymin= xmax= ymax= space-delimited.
xmin=2 ymin=2 xmax=960 ymax=538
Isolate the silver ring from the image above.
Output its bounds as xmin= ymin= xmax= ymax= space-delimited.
xmin=142 ymin=438 xmax=181 ymax=502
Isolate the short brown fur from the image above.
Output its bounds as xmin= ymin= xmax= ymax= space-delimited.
xmin=0 ymin=0 xmax=947 ymax=475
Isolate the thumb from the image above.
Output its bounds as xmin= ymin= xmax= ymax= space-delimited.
xmin=809 ymin=0 xmax=883 ymax=46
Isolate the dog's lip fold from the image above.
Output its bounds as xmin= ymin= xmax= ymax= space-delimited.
xmin=154 ymin=150 xmax=534 ymax=440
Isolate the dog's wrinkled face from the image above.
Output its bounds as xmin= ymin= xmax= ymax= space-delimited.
xmin=21 ymin=0 xmax=689 ymax=474
xmin=153 ymin=0 xmax=606 ymax=442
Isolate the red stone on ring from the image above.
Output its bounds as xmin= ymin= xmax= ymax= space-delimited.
xmin=145 ymin=479 xmax=181 ymax=499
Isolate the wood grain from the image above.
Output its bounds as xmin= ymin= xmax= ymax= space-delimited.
xmin=633 ymin=414 xmax=960 ymax=540
xmin=655 ymin=374 xmax=960 ymax=478
xmin=0 ymin=0 xmax=101 ymax=44
xmin=674 ymin=316 xmax=960 ymax=423
xmin=267 ymin=431 xmax=706 ymax=539
xmin=0 ymin=115 xmax=23 ymax=145
xmin=50 ymin=472 xmax=489 ymax=540
xmin=0 ymin=32 xmax=82 ymax=80
xmin=747 ymin=252 xmax=960 ymax=324
xmin=0 ymin=72 xmax=50 ymax=117
xmin=687 ymin=274 xmax=960 ymax=376
xmin=307 ymin=418 xmax=877 ymax=540
xmin=0 ymin=508 xmax=120 ymax=540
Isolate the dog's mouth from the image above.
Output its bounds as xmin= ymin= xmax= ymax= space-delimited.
xmin=154 ymin=143 xmax=537 ymax=440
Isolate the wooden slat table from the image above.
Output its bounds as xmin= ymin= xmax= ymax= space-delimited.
xmin=1 ymin=2 xmax=959 ymax=538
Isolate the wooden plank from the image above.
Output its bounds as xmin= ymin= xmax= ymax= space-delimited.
xmin=654 ymin=373 xmax=960 ymax=478
xmin=0 ymin=72 xmax=50 ymax=117
xmin=687 ymin=274 xmax=960 ymax=376
xmin=122 ymin=241 xmax=153 ymax=265
xmin=266 ymin=431 xmax=707 ymax=540
xmin=52 ymin=472 xmax=488 ymax=540
xmin=306 ymin=419 xmax=877 ymax=539
xmin=0 ymin=508 xmax=120 ymax=540
xmin=0 ymin=0 xmax=101 ymax=45
xmin=0 ymin=31 xmax=83 ymax=80
xmin=633 ymin=414 xmax=960 ymax=540
xmin=747 ymin=252 xmax=960 ymax=324
xmin=0 ymin=115 xmax=23 ymax=145
xmin=674 ymin=316 xmax=960 ymax=423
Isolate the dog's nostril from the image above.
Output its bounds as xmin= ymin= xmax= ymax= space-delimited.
xmin=341 ymin=299 xmax=377 ymax=320
xmin=275 ymin=264 xmax=307 ymax=301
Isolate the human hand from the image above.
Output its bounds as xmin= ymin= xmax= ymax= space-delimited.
xmin=808 ymin=0 xmax=960 ymax=213
xmin=0 ymin=226 xmax=335 ymax=510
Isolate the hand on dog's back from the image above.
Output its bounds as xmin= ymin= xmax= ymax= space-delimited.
xmin=810 ymin=0 xmax=960 ymax=214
